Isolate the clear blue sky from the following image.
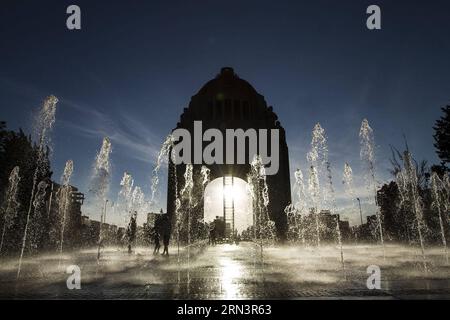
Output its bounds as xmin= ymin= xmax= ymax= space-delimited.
xmin=1 ymin=0 xmax=449 ymax=225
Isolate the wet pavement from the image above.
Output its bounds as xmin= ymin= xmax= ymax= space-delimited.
xmin=0 ymin=242 xmax=449 ymax=299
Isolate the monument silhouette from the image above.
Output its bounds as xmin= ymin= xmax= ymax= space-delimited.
xmin=166 ymin=67 xmax=291 ymax=241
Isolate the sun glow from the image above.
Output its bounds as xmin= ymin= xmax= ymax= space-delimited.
xmin=203 ymin=177 xmax=253 ymax=233
xmin=223 ymin=184 xmax=236 ymax=201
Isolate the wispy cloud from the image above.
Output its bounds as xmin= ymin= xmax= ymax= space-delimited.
xmin=59 ymin=98 xmax=163 ymax=164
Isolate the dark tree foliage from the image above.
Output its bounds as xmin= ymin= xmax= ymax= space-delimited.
xmin=389 ymin=145 xmax=429 ymax=188
xmin=377 ymin=182 xmax=404 ymax=242
xmin=377 ymin=143 xmax=450 ymax=244
xmin=0 ymin=122 xmax=52 ymax=255
xmin=433 ymin=105 xmax=450 ymax=166
xmin=430 ymin=164 xmax=449 ymax=178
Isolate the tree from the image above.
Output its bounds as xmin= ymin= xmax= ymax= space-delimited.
xmin=0 ymin=122 xmax=52 ymax=255
xmin=377 ymin=182 xmax=404 ymax=241
xmin=433 ymin=105 xmax=450 ymax=167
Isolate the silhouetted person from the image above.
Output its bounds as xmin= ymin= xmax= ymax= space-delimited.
xmin=126 ymin=211 xmax=137 ymax=254
xmin=153 ymin=229 xmax=161 ymax=255
xmin=162 ymin=232 xmax=169 ymax=256
xmin=209 ymin=227 xmax=216 ymax=246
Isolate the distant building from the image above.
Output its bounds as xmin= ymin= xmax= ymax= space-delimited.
xmin=144 ymin=209 xmax=166 ymax=232
xmin=45 ymin=182 xmax=85 ymax=249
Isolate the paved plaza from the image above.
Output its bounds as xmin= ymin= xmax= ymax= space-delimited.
xmin=0 ymin=242 xmax=449 ymax=299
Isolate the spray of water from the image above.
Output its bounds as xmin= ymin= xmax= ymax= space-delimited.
xmin=87 ymin=137 xmax=112 ymax=261
xmin=307 ymin=123 xmax=328 ymax=168
xmin=294 ymin=169 xmax=307 ymax=210
xmin=309 ymin=123 xmax=344 ymax=263
xmin=0 ymin=167 xmax=21 ymax=254
xmin=89 ymin=137 xmax=112 ymax=203
xmin=442 ymin=174 xmax=450 ymax=214
xmin=182 ymin=164 xmax=194 ymax=244
xmin=58 ymin=160 xmax=74 ymax=266
xmin=200 ymin=166 xmax=210 ymax=189
xmin=284 ymin=204 xmax=297 ymax=242
xmin=181 ymin=164 xmax=194 ymax=281
xmin=308 ymin=165 xmax=321 ymax=246
xmin=118 ymin=172 xmax=134 ymax=211
xmin=342 ymin=163 xmax=355 ymax=199
xmin=359 ymin=119 xmax=385 ymax=256
xmin=325 ymin=161 xmax=345 ymax=276
xmin=248 ymin=156 xmax=275 ymax=250
xmin=396 ymin=151 xmax=427 ymax=272
xmin=150 ymin=134 xmax=174 ymax=206
xmin=29 ymin=180 xmax=49 ymax=252
xmin=289 ymin=168 xmax=307 ymax=243
xmin=430 ymin=172 xmax=449 ymax=264
xmin=18 ymin=95 xmax=58 ymax=279
xmin=343 ymin=163 xmax=361 ymax=225
xmin=131 ymin=186 xmax=146 ymax=215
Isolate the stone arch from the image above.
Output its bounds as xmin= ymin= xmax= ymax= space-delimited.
xmin=166 ymin=67 xmax=291 ymax=242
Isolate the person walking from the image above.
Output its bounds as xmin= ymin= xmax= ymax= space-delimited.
xmin=162 ymin=232 xmax=169 ymax=256
xmin=153 ymin=229 xmax=161 ymax=255
xmin=126 ymin=211 xmax=137 ymax=254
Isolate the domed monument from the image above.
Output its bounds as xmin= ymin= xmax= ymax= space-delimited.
xmin=167 ymin=67 xmax=291 ymax=241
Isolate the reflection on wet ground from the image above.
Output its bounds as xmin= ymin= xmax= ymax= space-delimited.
xmin=0 ymin=242 xmax=449 ymax=299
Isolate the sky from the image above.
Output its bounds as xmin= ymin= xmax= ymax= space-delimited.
xmin=1 ymin=0 xmax=449 ymax=227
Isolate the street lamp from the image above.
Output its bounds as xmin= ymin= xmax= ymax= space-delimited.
xmin=356 ymin=197 xmax=363 ymax=225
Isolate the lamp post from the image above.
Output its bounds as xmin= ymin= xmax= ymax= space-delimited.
xmin=356 ymin=197 xmax=363 ymax=225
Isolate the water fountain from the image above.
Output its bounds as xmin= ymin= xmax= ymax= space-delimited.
xmin=17 ymin=95 xmax=58 ymax=279
xmin=247 ymin=156 xmax=275 ymax=258
xmin=29 ymin=180 xmax=49 ymax=252
xmin=359 ymin=119 xmax=385 ymax=257
xmin=287 ymin=168 xmax=307 ymax=244
xmin=150 ymin=134 xmax=174 ymax=206
xmin=0 ymin=167 xmax=21 ymax=254
xmin=396 ymin=151 xmax=428 ymax=272
xmin=151 ymin=134 xmax=184 ymax=273
xmin=430 ymin=172 xmax=449 ymax=264
xmin=58 ymin=160 xmax=74 ymax=266
xmin=308 ymin=165 xmax=321 ymax=246
xmin=342 ymin=163 xmax=356 ymax=213
xmin=284 ymin=203 xmax=297 ymax=242
xmin=88 ymin=137 xmax=112 ymax=260
xmin=181 ymin=164 xmax=194 ymax=293
xmin=131 ymin=186 xmax=146 ymax=221
xmin=89 ymin=137 xmax=112 ymax=204
xmin=306 ymin=123 xmax=345 ymax=272
xmin=323 ymin=161 xmax=345 ymax=274
xmin=343 ymin=162 xmax=362 ymax=243
xmin=200 ymin=166 xmax=210 ymax=190
xmin=181 ymin=164 xmax=194 ymax=257
xmin=118 ymin=171 xmax=134 ymax=218
xmin=443 ymin=174 xmax=450 ymax=215
xmin=306 ymin=123 xmax=330 ymax=247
